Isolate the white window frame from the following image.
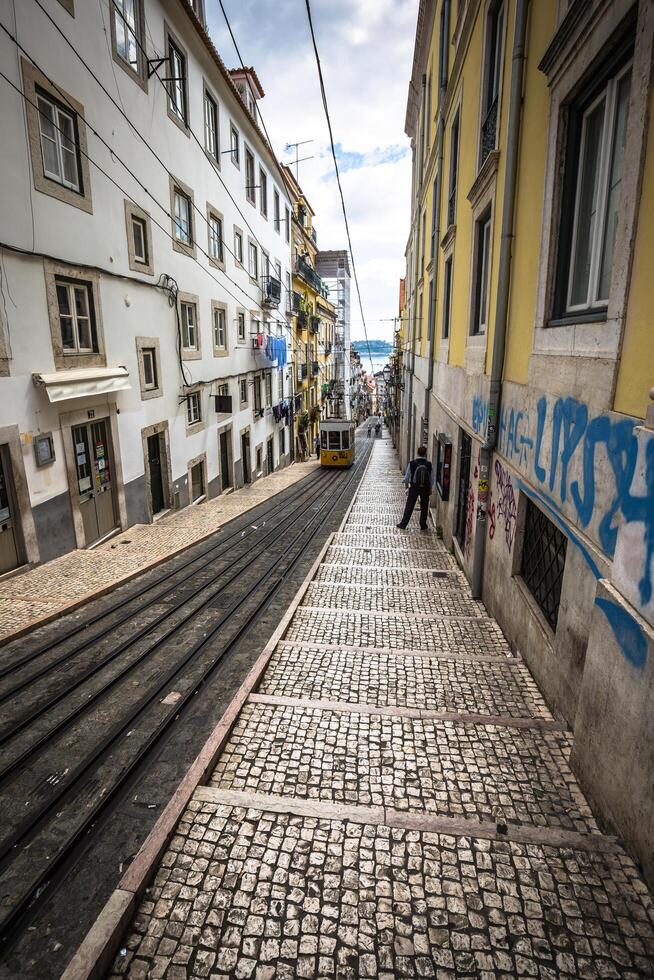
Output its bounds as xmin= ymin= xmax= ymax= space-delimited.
xmin=237 ymin=310 xmax=246 ymax=342
xmin=142 ymin=347 xmax=157 ymax=389
xmin=203 ymin=89 xmax=219 ymax=159
xmin=248 ymin=241 xmax=258 ymax=280
xmin=56 ymin=279 xmax=94 ymax=353
xmin=36 ymin=92 xmax=80 ymax=192
xmin=265 ymin=372 xmax=273 ymax=406
xmin=213 ymin=305 xmax=227 ymax=350
xmin=187 ymin=391 xmax=201 ymax=425
xmin=173 ymin=189 xmax=192 ymax=245
xmin=473 ymin=215 xmax=492 ymax=335
xmin=131 ymin=214 xmax=148 ymax=264
xmin=239 ymin=378 xmax=248 ymax=405
xmin=245 ymin=148 xmax=256 ymax=204
xmin=167 ymin=39 xmax=186 ymax=122
xmin=284 ymin=206 xmax=290 ymax=242
xmin=113 ymin=0 xmax=142 ymax=77
xmin=565 ymin=61 xmax=633 ymax=314
xmin=181 ymin=301 xmax=198 ymax=350
xmin=274 ymin=190 xmax=280 ymax=232
xmin=230 ymin=124 xmax=240 ymax=165
xmin=208 ymin=212 xmax=223 ymax=262
xmin=259 ymin=167 xmax=268 ymax=218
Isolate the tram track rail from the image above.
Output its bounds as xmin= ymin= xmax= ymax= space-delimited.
xmin=0 ymin=435 xmax=371 ymax=956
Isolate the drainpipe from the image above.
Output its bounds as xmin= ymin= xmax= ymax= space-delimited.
xmin=470 ymin=0 xmax=529 ymax=598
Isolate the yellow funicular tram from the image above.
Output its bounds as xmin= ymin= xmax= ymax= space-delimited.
xmin=319 ymin=418 xmax=356 ymax=468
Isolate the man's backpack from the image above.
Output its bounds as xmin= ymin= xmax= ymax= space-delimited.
xmin=411 ymin=461 xmax=431 ymax=489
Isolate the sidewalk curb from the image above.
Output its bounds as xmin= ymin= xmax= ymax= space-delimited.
xmin=1 ymin=464 xmax=317 ymax=649
xmin=59 ymin=528 xmax=335 ymax=980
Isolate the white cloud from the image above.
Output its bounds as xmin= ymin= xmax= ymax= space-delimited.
xmin=206 ymin=0 xmax=416 ymax=344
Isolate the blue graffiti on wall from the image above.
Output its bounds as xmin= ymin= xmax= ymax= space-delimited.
xmin=471 ymin=395 xmax=489 ymax=435
xmin=499 ymin=406 xmax=534 ymax=467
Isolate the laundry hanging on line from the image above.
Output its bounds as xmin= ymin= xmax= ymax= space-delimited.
xmin=263 ymin=334 xmax=287 ymax=368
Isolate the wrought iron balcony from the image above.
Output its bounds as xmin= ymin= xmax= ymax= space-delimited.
xmin=311 ymin=360 xmax=319 ymax=377
xmin=309 ymin=314 xmax=320 ymax=335
xmin=297 ymin=364 xmax=308 ymax=381
xmin=292 ymin=290 xmax=303 ymax=313
xmin=295 ymin=256 xmax=322 ymax=293
xmin=297 ymin=310 xmax=308 ymax=330
xmin=479 ymin=95 xmax=498 ymax=169
xmin=262 ymin=276 xmax=281 ymax=308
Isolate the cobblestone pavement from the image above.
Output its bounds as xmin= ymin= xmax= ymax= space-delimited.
xmin=109 ymin=436 xmax=654 ymax=978
xmin=0 ymin=459 xmax=319 ymax=644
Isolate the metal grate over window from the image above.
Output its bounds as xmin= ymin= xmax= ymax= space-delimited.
xmin=520 ymin=499 xmax=567 ymax=632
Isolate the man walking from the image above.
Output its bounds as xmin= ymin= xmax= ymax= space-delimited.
xmin=397 ymin=446 xmax=433 ymax=530
xmin=314 ymin=433 xmax=321 ymax=460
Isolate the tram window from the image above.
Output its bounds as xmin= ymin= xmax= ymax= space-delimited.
xmin=342 ymin=431 xmax=350 ymax=449
xmin=328 ymin=431 xmax=340 ymax=450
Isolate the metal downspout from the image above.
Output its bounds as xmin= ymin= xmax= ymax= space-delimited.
xmin=470 ymin=0 xmax=529 ymax=597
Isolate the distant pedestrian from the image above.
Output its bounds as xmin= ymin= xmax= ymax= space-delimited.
xmin=314 ymin=434 xmax=321 ymax=459
xmin=367 ymin=424 xmax=372 ymax=438
xmin=375 ymin=422 xmax=381 ymax=438
xmin=397 ymin=446 xmax=433 ymax=531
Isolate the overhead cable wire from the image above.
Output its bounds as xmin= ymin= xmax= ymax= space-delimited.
xmin=303 ymin=0 xmax=375 ymax=378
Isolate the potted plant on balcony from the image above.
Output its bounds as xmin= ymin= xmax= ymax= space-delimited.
xmin=298 ymin=411 xmax=309 ymax=432
xmin=309 ymin=406 xmax=321 ymax=426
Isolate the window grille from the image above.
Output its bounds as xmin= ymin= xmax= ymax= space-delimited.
xmin=520 ymin=499 xmax=567 ymax=632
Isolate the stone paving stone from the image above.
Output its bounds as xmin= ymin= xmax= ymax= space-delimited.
xmin=108 ymin=802 xmax=654 ymax=980
xmin=301 ymin=582 xmax=488 ymax=617
xmin=324 ymin=545 xmax=457 ymax=569
xmin=260 ymin=644 xmax=551 ymax=718
xmin=314 ymin=563 xmax=468 ymax=591
xmin=210 ymin=703 xmax=597 ymax=833
xmin=285 ymin=606 xmax=508 ymax=655
xmin=334 ymin=531 xmax=447 ymax=551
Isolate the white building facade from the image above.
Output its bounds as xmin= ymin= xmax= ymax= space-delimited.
xmin=0 ymin=0 xmax=294 ymax=570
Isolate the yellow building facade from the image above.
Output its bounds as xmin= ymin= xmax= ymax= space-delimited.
xmin=283 ymin=166 xmax=335 ymax=455
xmin=402 ymin=0 xmax=654 ymax=885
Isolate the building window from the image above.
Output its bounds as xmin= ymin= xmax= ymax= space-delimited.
xmin=442 ymin=255 xmax=453 ymax=339
xmin=259 ymin=167 xmax=268 ymax=218
xmin=562 ymin=62 xmax=632 ymax=315
xmin=142 ymin=346 xmax=158 ymax=389
xmin=173 ymin=188 xmax=192 ymax=245
xmin=187 ymin=391 xmax=202 ymax=425
xmin=439 ymin=0 xmax=450 ymax=88
xmin=36 ymin=91 xmax=81 ymax=192
xmin=253 ymin=376 xmax=262 ymax=412
xmin=237 ymin=311 xmax=246 ymax=342
xmin=448 ymin=109 xmax=460 ymax=227
xmin=190 ymin=459 xmax=205 ymax=502
xmin=189 ymin=0 xmax=205 ymax=25
xmin=239 ymin=378 xmax=248 ymax=404
xmin=265 ymin=372 xmax=272 ymax=405
xmin=112 ymin=0 xmax=144 ymax=79
xmin=274 ymin=190 xmax=280 ymax=232
xmin=56 ymin=279 xmax=97 ymax=353
xmin=213 ymin=305 xmax=227 ymax=350
xmin=480 ymin=2 xmax=504 ymax=167
xmin=203 ymin=89 xmax=219 ymax=159
xmin=230 ymin=124 xmax=240 ymax=165
xmin=256 ymin=446 xmax=263 ymax=474
xmin=472 ymin=212 xmax=491 ymax=335
xmin=430 ymin=175 xmax=438 ymax=260
xmin=181 ymin=301 xmax=198 ymax=350
xmin=131 ymin=215 xmax=148 ymax=264
xmin=234 ymin=228 xmax=243 ymax=265
xmin=245 ymin=148 xmax=256 ymax=204
xmin=166 ymin=36 xmax=187 ymax=124
xmin=520 ymin=498 xmax=567 ymax=632
xmin=208 ymin=211 xmax=224 ymax=264
xmin=262 ymin=251 xmax=270 ymax=280
xmin=285 ymin=272 xmax=292 ymax=311
xmin=248 ymin=241 xmax=258 ymax=280
xmin=284 ymin=206 xmax=290 ymax=242
xmin=124 ymin=201 xmax=153 ymax=275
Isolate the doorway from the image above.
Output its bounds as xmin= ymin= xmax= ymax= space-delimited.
xmin=455 ymin=430 xmax=472 ymax=547
xmin=147 ymin=432 xmax=166 ymax=516
xmin=266 ymin=436 xmax=274 ymax=475
xmin=219 ymin=430 xmax=232 ymax=491
xmin=0 ymin=445 xmax=24 ymax=574
xmin=241 ymin=430 xmax=251 ymax=484
xmin=72 ymin=419 xmax=118 ymax=546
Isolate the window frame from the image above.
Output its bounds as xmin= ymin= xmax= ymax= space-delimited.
xmin=478 ymin=0 xmax=505 ymax=169
xmin=447 ymin=107 xmax=460 ymax=228
xmin=186 ymin=391 xmax=202 ymax=426
xmin=164 ymin=25 xmax=189 ymax=131
xmin=247 ymin=239 xmax=259 ymax=281
xmin=110 ymin=0 xmax=147 ymax=89
xmin=136 ymin=336 xmax=162 ymax=399
xmin=21 ymin=57 xmax=94 ymax=213
xmin=169 ymin=176 xmax=196 ymax=258
xmin=259 ymin=167 xmax=268 ymax=218
xmin=230 ymin=124 xmax=240 ymax=166
xmin=233 ymin=226 xmax=244 ymax=267
xmin=212 ymin=301 xmax=228 ymax=355
xmin=207 ymin=205 xmax=225 ymax=270
xmin=203 ymin=84 xmax=219 ymax=161
xmin=471 ymin=211 xmax=492 ymax=336
xmin=124 ymin=200 xmax=154 ymax=275
xmin=44 ymin=261 xmax=105 ymax=368
xmin=55 ymin=278 xmax=97 ymax=355
xmin=245 ymin=146 xmax=256 ymax=205
xmin=179 ymin=294 xmax=201 ymax=359
xmin=273 ymin=189 xmax=281 ymax=232
xmin=237 ymin=309 xmax=246 ymax=343
xmin=188 ymin=455 xmax=207 ymax=504
xmin=442 ymin=253 xmax=453 ymax=340
xmin=284 ymin=206 xmax=290 ymax=243
xmin=239 ymin=377 xmax=248 ymax=406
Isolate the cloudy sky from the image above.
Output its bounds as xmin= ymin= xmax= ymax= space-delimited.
xmin=206 ymin=0 xmax=417 ymax=345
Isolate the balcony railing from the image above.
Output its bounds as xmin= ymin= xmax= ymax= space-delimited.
xmin=292 ymin=290 xmax=303 ymax=313
xmin=311 ymin=360 xmax=319 ymax=377
xmin=479 ymin=95 xmax=498 ymax=169
xmin=324 ymin=342 xmax=332 ymax=356
xmin=297 ymin=364 xmax=308 ymax=381
xmin=309 ymin=314 xmax=320 ymax=335
xmin=262 ymin=276 xmax=281 ymax=308
xmin=297 ymin=310 xmax=308 ymax=330
xmin=296 ymin=256 xmax=322 ymax=293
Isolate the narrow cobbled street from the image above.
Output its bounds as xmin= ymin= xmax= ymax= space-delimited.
xmin=106 ymin=433 xmax=654 ymax=979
